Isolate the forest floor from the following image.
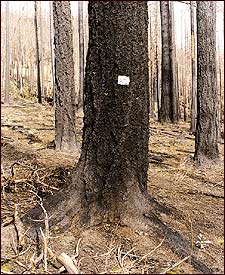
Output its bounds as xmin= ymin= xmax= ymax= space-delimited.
xmin=1 ymin=101 xmax=224 ymax=274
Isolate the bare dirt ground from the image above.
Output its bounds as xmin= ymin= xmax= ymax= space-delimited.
xmin=1 ymin=101 xmax=224 ymax=274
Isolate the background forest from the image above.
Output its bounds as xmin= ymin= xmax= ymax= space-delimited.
xmin=1 ymin=1 xmax=224 ymax=274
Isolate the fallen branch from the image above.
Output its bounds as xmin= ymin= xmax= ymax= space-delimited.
xmin=14 ymin=204 xmax=26 ymax=251
xmin=160 ymin=255 xmax=190 ymax=274
xmin=57 ymin=253 xmax=79 ymax=274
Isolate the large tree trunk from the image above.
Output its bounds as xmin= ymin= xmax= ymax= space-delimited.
xmin=24 ymin=1 xmax=150 ymax=230
xmin=190 ymin=1 xmax=197 ymax=133
xmin=194 ymin=1 xmax=219 ymax=164
xmin=53 ymin=1 xmax=79 ymax=152
xmin=4 ymin=0 xmax=10 ymax=104
xmin=34 ymin=1 xmax=42 ymax=104
xmin=159 ymin=1 xmax=178 ymax=123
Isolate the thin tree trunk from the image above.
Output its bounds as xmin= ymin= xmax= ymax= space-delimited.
xmin=39 ymin=1 xmax=45 ymax=100
xmin=5 ymin=1 xmax=10 ymax=104
xmin=34 ymin=1 xmax=42 ymax=104
xmin=169 ymin=1 xmax=178 ymax=122
xmin=159 ymin=1 xmax=177 ymax=123
xmin=77 ymin=1 xmax=84 ymax=109
xmin=49 ymin=0 xmax=55 ymax=105
xmin=53 ymin=1 xmax=78 ymax=152
xmin=190 ymin=1 xmax=197 ymax=133
xmin=183 ymin=20 xmax=188 ymax=122
xmin=194 ymin=1 xmax=219 ymax=164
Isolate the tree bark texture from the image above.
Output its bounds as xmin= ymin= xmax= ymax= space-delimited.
xmin=39 ymin=1 xmax=45 ymax=100
xmin=169 ymin=1 xmax=179 ymax=122
xmin=53 ymin=1 xmax=78 ymax=152
xmin=78 ymin=1 xmax=150 ymax=223
xmin=194 ymin=1 xmax=219 ymax=164
xmin=49 ymin=1 xmax=55 ymax=106
xmin=24 ymin=1 xmax=150 ymax=229
xmin=5 ymin=1 xmax=10 ymax=104
xmin=159 ymin=1 xmax=178 ymax=123
xmin=190 ymin=1 xmax=197 ymax=133
xmin=77 ymin=1 xmax=85 ymax=109
xmin=34 ymin=1 xmax=42 ymax=104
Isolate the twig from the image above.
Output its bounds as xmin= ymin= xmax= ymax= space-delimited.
xmin=40 ymin=228 xmax=48 ymax=272
xmin=28 ymin=189 xmax=49 ymax=272
xmin=14 ymin=204 xmax=26 ymax=250
xmin=57 ymin=253 xmax=80 ymax=274
xmin=160 ymin=255 xmax=190 ymax=274
xmin=137 ymin=237 xmax=165 ymax=263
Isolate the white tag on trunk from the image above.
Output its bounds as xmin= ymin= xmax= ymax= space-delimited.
xmin=118 ymin=75 xmax=130 ymax=85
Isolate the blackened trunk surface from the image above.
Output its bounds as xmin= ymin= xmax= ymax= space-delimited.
xmin=169 ymin=1 xmax=178 ymax=122
xmin=194 ymin=1 xmax=219 ymax=164
xmin=4 ymin=1 xmax=10 ymax=104
xmin=190 ymin=1 xmax=197 ymax=133
xmin=77 ymin=1 xmax=84 ymax=109
xmin=34 ymin=1 xmax=42 ymax=104
xmin=79 ymin=1 xmax=150 ymax=222
xmin=24 ymin=1 xmax=150 ymax=230
xmin=159 ymin=1 xmax=177 ymax=123
xmin=53 ymin=1 xmax=78 ymax=152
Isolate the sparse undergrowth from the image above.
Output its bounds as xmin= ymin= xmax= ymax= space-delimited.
xmin=1 ymin=102 xmax=224 ymax=274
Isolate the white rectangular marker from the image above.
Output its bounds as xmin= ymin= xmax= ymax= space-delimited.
xmin=118 ymin=75 xmax=130 ymax=86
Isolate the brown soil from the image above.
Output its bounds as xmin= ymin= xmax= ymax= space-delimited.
xmin=1 ymin=102 xmax=224 ymax=274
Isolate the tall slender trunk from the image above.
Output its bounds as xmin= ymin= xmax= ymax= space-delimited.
xmin=194 ymin=1 xmax=219 ymax=164
xmin=53 ymin=1 xmax=78 ymax=152
xmin=190 ymin=1 xmax=197 ymax=133
xmin=183 ymin=20 xmax=188 ymax=122
xmin=5 ymin=1 xmax=10 ymax=104
xmin=34 ymin=1 xmax=42 ymax=104
xmin=159 ymin=1 xmax=178 ymax=123
xmin=77 ymin=1 xmax=84 ymax=109
xmin=169 ymin=1 xmax=178 ymax=122
xmin=39 ymin=1 xmax=45 ymax=100
xmin=49 ymin=0 xmax=55 ymax=105
xmin=18 ymin=23 xmax=23 ymax=97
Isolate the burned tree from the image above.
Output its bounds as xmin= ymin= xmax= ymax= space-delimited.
xmin=53 ymin=1 xmax=78 ymax=152
xmin=34 ymin=1 xmax=42 ymax=104
xmin=190 ymin=1 xmax=197 ymax=133
xmin=159 ymin=1 xmax=178 ymax=123
xmin=24 ymin=1 xmax=151 ymax=230
xmin=4 ymin=1 xmax=10 ymax=104
xmin=77 ymin=1 xmax=85 ymax=109
xmin=194 ymin=1 xmax=219 ymax=164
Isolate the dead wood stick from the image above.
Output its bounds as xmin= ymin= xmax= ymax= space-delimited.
xmin=14 ymin=204 xmax=26 ymax=249
xmin=160 ymin=255 xmax=190 ymax=274
xmin=57 ymin=253 xmax=79 ymax=274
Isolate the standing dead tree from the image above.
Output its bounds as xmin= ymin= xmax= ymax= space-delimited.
xmin=77 ymin=1 xmax=85 ymax=109
xmin=159 ymin=1 xmax=178 ymax=123
xmin=53 ymin=1 xmax=79 ymax=152
xmin=194 ymin=1 xmax=219 ymax=164
xmin=34 ymin=1 xmax=42 ymax=104
xmin=4 ymin=1 xmax=10 ymax=104
xmin=190 ymin=1 xmax=197 ymax=133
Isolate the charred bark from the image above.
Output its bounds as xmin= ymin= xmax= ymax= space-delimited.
xmin=190 ymin=1 xmax=197 ymax=133
xmin=194 ymin=1 xmax=219 ymax=164
xmin=53 ymin=1 xmax=79 ymax=152
xmin=23 ymin=1 xmax=151 ymax=231
xmin=159 ymin=1 xmax=178 ymax=123
xmin=34 ymin=1 xmax=42 ymax=104
xmin=4 ymin=1 xmax=10 ymax=104
xmin=77 ymin=1 xmax=85 ymax=109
